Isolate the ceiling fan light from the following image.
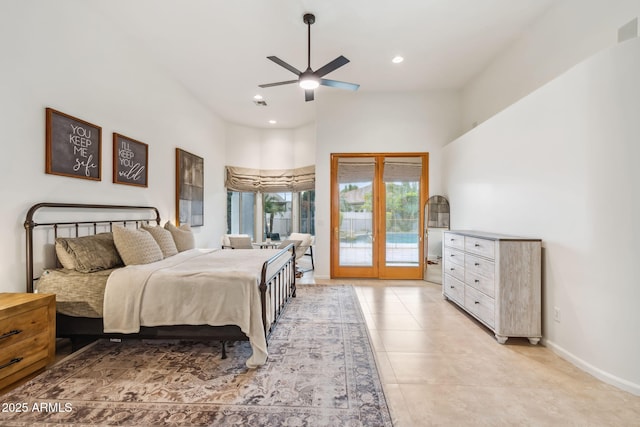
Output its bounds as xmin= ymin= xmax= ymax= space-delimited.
xmin=299 ymin=77 xmax=319 ymax=90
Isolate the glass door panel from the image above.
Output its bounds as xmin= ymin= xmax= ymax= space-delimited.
xmin=337 ymin=157 xmax=375 ymax=268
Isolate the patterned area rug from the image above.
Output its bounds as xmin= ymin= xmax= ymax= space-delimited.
xmin=0 ymin=286 xmax=393 ymax=426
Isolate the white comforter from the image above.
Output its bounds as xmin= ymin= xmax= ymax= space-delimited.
xmin=103 ymin=248 xmax=286 ymax=368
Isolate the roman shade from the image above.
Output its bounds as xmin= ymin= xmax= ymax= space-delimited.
xmin=225 ymin=165 xmax=315 ymax=192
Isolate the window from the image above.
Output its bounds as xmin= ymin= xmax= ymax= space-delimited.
xmin=299 ymin=190 xmax=315 ymax=235
xmin=226 ymin=191 xmax=255 ymax=241
xmin=263 ymin=192 xmax=292 ymax=240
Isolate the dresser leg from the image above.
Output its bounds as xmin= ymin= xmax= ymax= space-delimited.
xmin=495 ymin=334 xmax=508 ymax=344
xmin=528 ymin=337 xmax=541 ymax=345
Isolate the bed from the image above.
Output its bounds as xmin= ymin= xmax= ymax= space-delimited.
xmin=24 ymin=202 xmax=297 ymax=368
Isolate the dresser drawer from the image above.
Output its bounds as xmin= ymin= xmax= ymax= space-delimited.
xmin=465 ymin=254 xmax=495 ymax=282
xmin=443 ymin=232 xmax=464 ymax=250
xmin=444 ymin=257 xmax=465 ymax=282
xmin=444 ymin=246 xmax=464 ymax=267
xmin=443 ymin=275 xmax=464 ymax=305
xmin=464 ymin=285 xmax=495 ymax=328
xmin=465 ymin=271 xmax=495 ymax=298
xmin=465 ymin=236 xmax=495 ymax=260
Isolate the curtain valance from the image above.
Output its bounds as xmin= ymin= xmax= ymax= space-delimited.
xmin=225 ymin=165 xmax=315 ymax=192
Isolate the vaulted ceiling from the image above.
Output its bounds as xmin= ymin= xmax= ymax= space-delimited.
xmin=89 ymin=0 xmax=556 ymax=129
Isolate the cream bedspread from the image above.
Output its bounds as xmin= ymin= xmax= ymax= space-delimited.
xmin=103 ymin=248 xmax=288 ymax=368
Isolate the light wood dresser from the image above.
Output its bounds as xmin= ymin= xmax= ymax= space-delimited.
xmin=442 ymin=231 xmax=541 ymax=344
xmin=0 ymin=293 xmax=56 ymax=391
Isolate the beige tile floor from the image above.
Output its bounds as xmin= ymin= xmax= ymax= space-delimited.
xmin=303 ymin=270 xmax=640 ymax=427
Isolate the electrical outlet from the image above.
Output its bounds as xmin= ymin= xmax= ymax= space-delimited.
xmin=553 ymin=307 xmax=561 ymax=322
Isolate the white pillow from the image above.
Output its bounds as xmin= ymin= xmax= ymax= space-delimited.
xmin=221 ymin=234 xmax=250 ymax=247
xmin=142 ymin=224 xmax=179 ymax=258
xmin=113 ymin=225 xmax=163 ymax=265
xmin=164 ymin=222 xmax=196 ymax=252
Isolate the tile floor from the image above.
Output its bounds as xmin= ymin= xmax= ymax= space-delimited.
xmin=303 ymin=270 xmax=640 ymax=426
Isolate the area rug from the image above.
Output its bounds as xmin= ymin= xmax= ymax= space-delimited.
xmin=0 ymin=286 xmax=393 ymax=426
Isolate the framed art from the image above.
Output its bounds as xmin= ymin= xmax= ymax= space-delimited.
xmin=113 ymin=133 xmax=148 ymax=187
xmin=176 ymin=148 xmax=204 ymax=226
xmin=45 ymin=108 xmax=101 ymax=180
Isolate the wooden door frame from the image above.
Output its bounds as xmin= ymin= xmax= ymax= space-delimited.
xmin=330 ymin=152 xmax=429 ymax=279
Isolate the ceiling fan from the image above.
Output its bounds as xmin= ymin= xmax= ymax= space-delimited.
xmin=259 ymin=13 xmax=360 ymax=102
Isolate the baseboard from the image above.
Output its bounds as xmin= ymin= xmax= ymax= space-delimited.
xmin=312 ymin=274 xmax=330 ymax=280
xmin=543 ymin=338 xmax=640 ymax=396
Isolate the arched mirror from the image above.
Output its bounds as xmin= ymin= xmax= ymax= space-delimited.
xmin=424 ymin=195 xmax=450 ymax=284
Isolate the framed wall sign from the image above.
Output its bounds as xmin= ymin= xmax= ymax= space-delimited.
xmin=176 ymin=148 xmax=204 ymax=227
xmin=45 ymin=108 xmax=101 ymax=180
xmin=113 ymin=133 xmax=148 ymax=187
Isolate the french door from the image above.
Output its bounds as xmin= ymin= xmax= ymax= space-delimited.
xmin=330 ymin=153 xmax=428 ymax=279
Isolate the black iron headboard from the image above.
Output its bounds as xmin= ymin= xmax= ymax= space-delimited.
xmin=24 ymin=202 xmax=161 ymax=292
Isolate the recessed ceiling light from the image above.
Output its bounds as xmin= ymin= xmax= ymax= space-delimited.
xmin=268 ymin=120 xmax=277 ymax=124
xmin=392 ymin=56 xmax=404 ymax=64
xmin=253 ymin=94 xmax=263 ymax=100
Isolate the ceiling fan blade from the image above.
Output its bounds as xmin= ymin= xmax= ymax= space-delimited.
xmin=314 ymin=55 xmax=350 ymax=78
xmin=305 ymin=89 xmax=314 ymax=102
xmin=259 ymin=80 xmax=298 ymax=88
xmin=320 ymin=79 xmax=360 ymax=91
xmin=267 ymin=56 xmax=302 ymax=76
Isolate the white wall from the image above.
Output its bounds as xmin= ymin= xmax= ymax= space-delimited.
xmin=462 ymin=0 xmax=640 ymax=132
xmin=314 ymin=90 xmax=462 ymax=278
xmin=0 ymin=1 xmax=226 ymax=292
xmin=443 ymin=38 xmax=640 ymax=394
xmin=225 ymin=122 xmax=316 ymax=169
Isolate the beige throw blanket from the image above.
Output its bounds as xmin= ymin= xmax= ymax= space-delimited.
xmin=103 ymin=248 xmax=286 ymax=368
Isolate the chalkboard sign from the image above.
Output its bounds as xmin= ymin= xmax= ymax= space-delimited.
xmin=113 ymin=133 xmax=148 ymax=187
xmin=45 ymin=108 xmax=101 ymax=180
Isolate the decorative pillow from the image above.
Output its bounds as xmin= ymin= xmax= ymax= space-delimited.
xmin=55 ymin=233 xmax=123 ymax=273
xmin=55 ymin=241 xmax=77 ymax=270
xmin=112 ymin=226 xmax=163 ymax=265
xmin=141 ymin=224 xmax=179 ymax=258
xmin=164 ymin=222 xmax=196 ymax=252
xmin=228 ymin=236 xmax=254 ymax=249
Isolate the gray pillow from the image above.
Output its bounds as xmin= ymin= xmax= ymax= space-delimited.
xmin=228 ymin=236 xmax=254 ymax=249
xmin=56 ymin=233 xmax=123 ymax=273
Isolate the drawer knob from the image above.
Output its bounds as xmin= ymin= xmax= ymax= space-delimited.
xmin=474 ymin=263 xmax=480 ymax=266
xmin=450 ymin=285 xmax=455 ymax=289
xmin=475 ymin=243 xmax=480 ymax=247
xmin=0 ymin=329 xmax=22 ymax=340
xmin=450 ymin=268 xmax=455 ymax=271
xmin=0 ymin=357 xmax=23 ymax=371
xmin=475 ymin=279 xmax=480 ymax=283
xmin=474 ymin=301 xmax=480 ymax=304
xmin=450 ymin=254 xmax=455 ymax=257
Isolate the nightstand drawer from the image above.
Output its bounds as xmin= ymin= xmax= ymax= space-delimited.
xmin=0 ymin=332 xmax=50 ymax=383
xmin=1 ymin=306 xmax=49 ymax=346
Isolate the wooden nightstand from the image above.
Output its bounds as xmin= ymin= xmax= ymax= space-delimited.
xmin=0 ymin=293 xmax=56 ymax=392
